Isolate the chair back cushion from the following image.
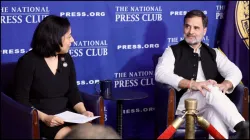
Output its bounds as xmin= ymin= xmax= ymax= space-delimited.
xmin=1 ymin=62 xmax=17 ymax=98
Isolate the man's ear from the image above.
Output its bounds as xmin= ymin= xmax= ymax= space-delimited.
xmin=203 ymin=27 xmax=207 ymax=36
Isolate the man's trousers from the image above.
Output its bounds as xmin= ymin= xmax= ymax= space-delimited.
xmin=176 ymin=85 xmax=245 ymax=139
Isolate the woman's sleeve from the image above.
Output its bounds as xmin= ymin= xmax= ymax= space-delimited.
xmin=66 ymin=53 xmax=83 ymax=107
xmin=14 ymin=55 xmax=35 ymax=107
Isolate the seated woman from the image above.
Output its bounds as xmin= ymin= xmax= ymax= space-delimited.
xmin=13 ymin=15 xmax=94 ymax=139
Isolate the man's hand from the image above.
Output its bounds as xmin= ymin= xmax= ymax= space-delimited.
xmin=216 ymin=80 xmax=233 ymax=94
xmin=81 ymin=111 xmax=94 ymax=117
xmin=190 ymin=81 xmax=209 ymax=96
xmin=207 ymin=79 xmax=217 ymax=86
xmin=43 ymin=115 xmax=64 ymax=127
xmin=190 ymin=79 xmax=216 ymax=96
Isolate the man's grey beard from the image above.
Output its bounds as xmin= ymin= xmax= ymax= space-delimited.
xmin=184 ymin=37 xmax=202 ymax=46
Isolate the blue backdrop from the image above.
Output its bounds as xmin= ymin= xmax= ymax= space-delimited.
xmin=1 ymin=1 xmax=228 ymax=138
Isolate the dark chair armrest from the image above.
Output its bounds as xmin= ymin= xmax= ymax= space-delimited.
xmin=31 ymin=108 xmax=40 ymax=139
xmin=242 ymin=87 xmax=249 ymax=120
xmin=79 ymin=91 xmax=105 ymax=125
xmin=166 ymin=86 xmax=176 ymax=126
xmin=155 ymin=82 xmax=176 ymax=136
xmin=227 ymin=84 xmax=249 ymax=120
xmin=1 ymin=92 xmax=40 ymax=139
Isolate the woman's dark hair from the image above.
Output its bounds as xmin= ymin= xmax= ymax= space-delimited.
xmin=31 ymin=15 xmax=70 ymax=57
xmin=184 ymin=10 xmax=208 ymax=28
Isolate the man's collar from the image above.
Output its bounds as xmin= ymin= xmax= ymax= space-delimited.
xmin=189 ymin=43 xmax=202 ymax=53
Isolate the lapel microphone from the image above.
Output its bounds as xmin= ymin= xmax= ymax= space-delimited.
xmin=198 ymin=56 xmax=202 ymax=61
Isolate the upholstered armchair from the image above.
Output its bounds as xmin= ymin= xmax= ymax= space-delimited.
xmin=1 ymin=62 xmax=105 ymax=139
xmin=1 ymin=92 xmax=40 ymax=139
xmin=153 ymin=54 xmax=249 ymax=139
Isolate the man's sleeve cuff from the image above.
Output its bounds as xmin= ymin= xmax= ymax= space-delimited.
xmin=173 ymin=77 xmax=184 ymax=91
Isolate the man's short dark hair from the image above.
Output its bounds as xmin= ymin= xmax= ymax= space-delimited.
xmin=184 ymin=10 xmax=208 ymax=28
xmin=31 ymin=15 xmax=70 ymax=57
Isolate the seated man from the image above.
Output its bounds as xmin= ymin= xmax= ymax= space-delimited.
xmin=64 ymin=124 xmax=121 ymax=139
xmin=155 ymin=9 xmax=249 ymax=139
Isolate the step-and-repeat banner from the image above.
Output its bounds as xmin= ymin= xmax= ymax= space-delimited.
xmin=1 ymin=1 xmax=225 ymax=138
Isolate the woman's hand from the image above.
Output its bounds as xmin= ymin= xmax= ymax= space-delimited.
xmin=73 ymin=102 xmax=94 ymax=117
xmin=81 ymin=111 xmax=94 ymax=117
xmin=42 ymin=115 xmax=64 ymax=127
